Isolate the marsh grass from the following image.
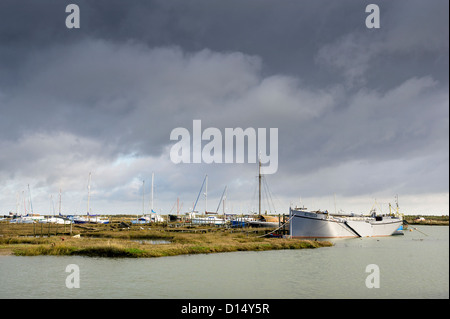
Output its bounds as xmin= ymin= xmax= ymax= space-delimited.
xmin=0 ymin=222 xmax=333 ymax=257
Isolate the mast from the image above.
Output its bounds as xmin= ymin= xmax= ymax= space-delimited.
xmin=192 ymin=175 xmax=207 ymax=213
xmin=142 ymin=180 xmax=145 ymax=215
xmin=258 ymin=156 xmax=261 ymax=216
xmin=215 ymin=186 xmax=227 ymax=214
xmin=59 ymin=188 xmax=62 ymax=215
xmin=28 ymin=184 xmax=34 ymax=215
xmin=395 ymin=194 xmax=399 ymax=215
xmin=223 ymin=186 xmax=227 ymax=215
xmin=16 ymin=192 xmax=20 ymax=216
xmin=151 ymin=172 xmax=154 ymax=213
xmin=205 ymin=174 xmax=208 ymax=214
xmin=23 ymin=191 xmax=26 ymax=215
xmin=87 ymin=172 xmax=91 ymax=215
xmin=51 ymin=194 xmax=55 ymax=216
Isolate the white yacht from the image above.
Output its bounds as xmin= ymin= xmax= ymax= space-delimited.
xmin=289 ymin=207 xmax=402 ymax=238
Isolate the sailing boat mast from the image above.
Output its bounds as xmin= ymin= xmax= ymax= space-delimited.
xmin=142 ymin=180 xmax=145 ymax=215
xmin=16 ymin=192 xmax=20 ymax=216
xmin=51 ymin=194 xmax=55 ymax=216
xmin=151 ymin=172 xmax=154 ymax=213
xmin=395 ymin=194 xmax=399 ymax=215
xmin=216 ymin=186 xmax=227 ymax=214
xmin=223 ymin=186 xmax=227 ymax=215
xmin=59 ymin=188 xmax=62 ymax=215
xmin=258 ymin=156 xmax=262 ymax=216
xmin=192 ymin=174 xmax=207 ymax=213
xmin=87 ymin=172 xmax=91 ymax=215
xmin=205 ymin=174 xmax=208 ymax=214
xmin=23 ymin=191 xmax=26 ymax=215
xmin=28 ymin=184 xmax=34 ymax=215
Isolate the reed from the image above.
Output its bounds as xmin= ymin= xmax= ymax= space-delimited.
xmin=11 ymin=238 xmax=330 ymax=258
xmin=0 ymin=222 xmax=333 ymax=258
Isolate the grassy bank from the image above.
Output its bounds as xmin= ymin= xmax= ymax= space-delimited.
xmin=0 ymin=223 xmax=332 ymax=257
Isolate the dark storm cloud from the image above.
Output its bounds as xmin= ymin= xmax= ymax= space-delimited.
xmin=0 ymin=0 xmax=448 ymax=214
xmin=3 ymin=0 xmax=446 ymax=84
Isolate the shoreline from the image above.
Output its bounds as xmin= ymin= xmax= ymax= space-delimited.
xmin=2 ymin=220 xmax=447 ymax=258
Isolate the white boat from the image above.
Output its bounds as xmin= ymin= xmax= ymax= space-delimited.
xmin=187 ymin=175 xmax=227 ymax=226
xmin=132 ymin=216 xmax=151 ymax=224
xmin=70 ymin=215 xmax=89 ymax=224
xmin=68 ymin=214 xmax=108 ymax=224
xmin=10 ymin=216 xmax=35 ymax=223
xmin=192 ymin=215 xmax=226 ymax=225
xmin=39 ymin=216 xmax=72 ymax=224
xmin=132 ymin=174 xmax=164 ymax=224
xmin=289 ymin=207 xmax=402 ymax=238
xmin=87 ymin=215 xmax=109 ymax=224
xmin=151 ymin=213 xmax=164 ymax=223
xmin=10 ymin=214 xmax=48 ymax=223
xmin=393 ymin=224 xmax=404 ymax=235
xmin=132 ymin=213 xmax=164 ymax=224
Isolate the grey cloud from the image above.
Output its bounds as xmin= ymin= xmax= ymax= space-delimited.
xmin=0 ymin=0 xmax=448 ymax=214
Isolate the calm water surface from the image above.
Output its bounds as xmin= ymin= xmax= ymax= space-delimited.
xmin=1 ymin=226 xmax=448 ymax=299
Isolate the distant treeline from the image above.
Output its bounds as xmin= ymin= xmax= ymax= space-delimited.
xmin=404 ymin=215 xmax=449 ymax=221
xmin=404 ymin=215 xmax=449 ymax=225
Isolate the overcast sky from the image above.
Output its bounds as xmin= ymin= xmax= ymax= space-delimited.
xmin=0 ymin=0 xmax=448 ymax=216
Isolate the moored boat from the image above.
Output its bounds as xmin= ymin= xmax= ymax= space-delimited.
xmin=39 ymin=216 xmax=72 ymax=224
xmin=10 ymin=216 xmax=35 ymax=223
xmin=230 ymin=216 xmax=255 ymax=227
xmin=191 ymin=215 xmax=226 ymax=225
xmin=132 ymin=213 xmax=164 ymax=224
xmin=289 ymin=207 xmax=402 ymax=238
xmin=247 ymin=215 xmax=279 ymax=228
xmin=393 ymin=224 xmax=404 ymax=235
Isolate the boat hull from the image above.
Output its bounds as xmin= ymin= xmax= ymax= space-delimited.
xmin=289 ymin=209 xmax=402 ymax=238
xmin=192 ymin=217 xmax=226 ymax=225
xmin=247 ymin=221 xmax=279 ymax=228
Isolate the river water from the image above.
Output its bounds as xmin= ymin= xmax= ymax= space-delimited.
xmin=0 ymin=226 xmax=448 ymax=299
